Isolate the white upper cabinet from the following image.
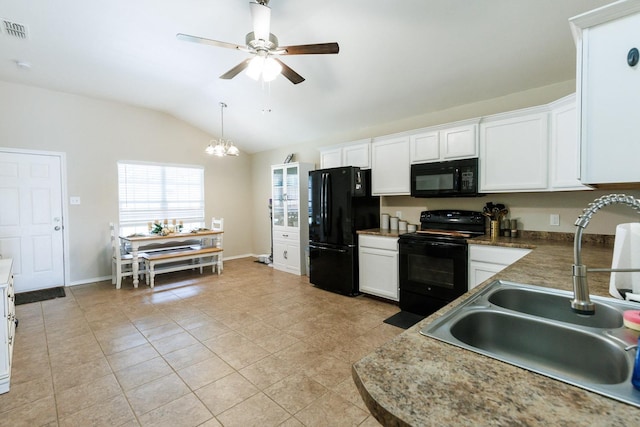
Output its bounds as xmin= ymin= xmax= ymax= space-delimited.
xmin=548 ymin=94 xmax=590 ymax=191
xmin=410 ymin=120 xmax=479 ymax=164
xmin=343 ymin=141 xmax=370 ymax=168
xmin=319 ymin=139 xmax=371 ymax=169
xmin=371 ymin=135 xmax=411 ymax=195
xmin=319 ymin=147 xmax=342 ymax=169
xmin=570 ymin=2 xmax=640 ymax=186
xmin=479 ymin=108 xmax=549 ymax=192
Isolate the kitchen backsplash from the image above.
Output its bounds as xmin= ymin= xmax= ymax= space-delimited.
xmin=381 ymin=189 xmax=640 ymax=235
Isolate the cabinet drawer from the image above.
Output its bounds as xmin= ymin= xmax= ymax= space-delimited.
xmin=359 ymin=235 xmax=398 ymax=251
xmin=273 ymin=231 xmax=299 ymax=242
xmin=469 ymin=245 xmax=530 ymax=265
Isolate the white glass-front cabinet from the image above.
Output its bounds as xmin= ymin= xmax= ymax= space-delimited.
xmin=0 ymin=259 xmax=16 ymax=394
xmin=271 ymin=162 xmax=314 ymax=275
xmin=570 ymin=3 xmax=640 ymax=186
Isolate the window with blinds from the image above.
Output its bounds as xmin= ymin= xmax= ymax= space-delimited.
xmin=117 ymin=161 xmax=205 ymax=235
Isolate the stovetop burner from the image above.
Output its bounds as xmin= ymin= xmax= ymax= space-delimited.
xmin=399 ymin=210 xmax=485 ymax=242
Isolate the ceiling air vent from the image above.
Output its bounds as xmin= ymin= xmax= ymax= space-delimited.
xmin=2 ymin=19 xmax=28 ymax=39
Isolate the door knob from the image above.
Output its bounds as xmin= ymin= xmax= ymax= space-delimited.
xmin=54 ymin=226 xmax=61 ymax=231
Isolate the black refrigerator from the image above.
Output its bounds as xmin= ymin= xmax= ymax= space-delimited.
xmin=308 ymin=167 xmax=380 ymax=296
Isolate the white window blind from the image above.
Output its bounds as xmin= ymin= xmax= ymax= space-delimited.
xmin=118 ymin=162 xmax=205 ymax=233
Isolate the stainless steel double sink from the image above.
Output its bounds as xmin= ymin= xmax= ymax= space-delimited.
xmin=420 ymin=280 xmax=640 ymax=407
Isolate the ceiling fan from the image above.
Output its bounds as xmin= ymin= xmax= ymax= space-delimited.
xmin=177 ymin=0 xmax=339 ymax=84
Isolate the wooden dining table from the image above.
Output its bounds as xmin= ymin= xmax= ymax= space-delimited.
xmin=119 ymin=230 xmax=223 ymax=288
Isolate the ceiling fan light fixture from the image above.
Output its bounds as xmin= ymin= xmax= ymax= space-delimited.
xmin=246 ymin=56 xmax=265 ymax=80
xmin=262 ymin=57 xmax=282 ymax=81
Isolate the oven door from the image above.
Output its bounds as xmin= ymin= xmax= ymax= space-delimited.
xmin=398 ymin=238 xmax=468 ymax=302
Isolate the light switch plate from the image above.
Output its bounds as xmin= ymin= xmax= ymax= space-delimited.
xmin=550 ymin=214 xmax=560 ymax=226
xmin=70 ymin=196 xmax=81 ymax=205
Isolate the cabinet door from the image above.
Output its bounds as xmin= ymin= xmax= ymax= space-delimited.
xmin=320 ymin=148 xmax=342 ymax=169
xmin=284 ymin=165 xmax=300 ymax=228
xmin=580 ymin=12 xmax=640 ymax=184
xmin=272 ymin=240 xmax=288 ymax=271
xmin=549 ymin=99 xmax=589 ymax=191
xmin=343 ymin=142 xmax=370 ymax=169
xmin=468 ymin=261 xmax=504 ymax=289
xmin=441 ymin=124 xmax=478 ymax=160
xmin=272 ymin=168 xmax=285 ymax=227
xmin=480 ymin=112 xmax=549 ymax=192
xmin=358 ymin=246 xmax=399 ymax=301
xmin=410 ymin=131 xmax=440 ymax=163
xmin=371 ymin=136 xmax=410 ymax=195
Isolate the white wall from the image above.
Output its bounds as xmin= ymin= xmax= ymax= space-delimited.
xmin=0 ymin=81 xmax=254 ymax=284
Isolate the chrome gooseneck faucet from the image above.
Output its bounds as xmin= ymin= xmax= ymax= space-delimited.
xmin=572 ymin=194 xmax=640 ymax=314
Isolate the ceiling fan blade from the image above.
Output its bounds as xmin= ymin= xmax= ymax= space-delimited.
xmin=273 ymin=58 xmax=305 ymax=84
xmin=250 ymin=1 xmax=271 ymax=41
xmin=176 ymin=33 xmax=245 ymax=51
xmin=220 ymin=59 xmax=252 ymax=79
xmin=279 ymin=42 xmax=340 ymax=55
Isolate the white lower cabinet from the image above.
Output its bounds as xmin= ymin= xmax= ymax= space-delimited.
xmin=468 ymin=245 xmax=531 ymax=289
xmin=0 ymin=259 xmax=16 ymax=394
xmin=273 ymin=231 xmax=302 ymax=275
xmin=358 ymin=235 xmax=399 ymax=301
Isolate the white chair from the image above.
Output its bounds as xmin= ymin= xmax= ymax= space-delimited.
xmin=210 ymin=217 xmax=224 ymax=273
xmin=110 ymin=223 xmax=143 ymax=289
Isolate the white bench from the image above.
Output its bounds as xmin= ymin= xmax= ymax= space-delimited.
xmin=141 ymin=246 xmax=223 ymax=288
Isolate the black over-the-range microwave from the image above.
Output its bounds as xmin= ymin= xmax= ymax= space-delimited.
xmin=410 ymin=158 xmax=480 ymax=198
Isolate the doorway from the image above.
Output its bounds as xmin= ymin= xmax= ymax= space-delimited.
xmin=0 ymin=149 xmax=67 ymax=292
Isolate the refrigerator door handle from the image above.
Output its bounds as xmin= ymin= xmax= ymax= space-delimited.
xmin=309 ymin=244 xmax=348 ymax=254
xmin=322 ymin=172 xmax=332 ymax=237
xmin=325 ymin=172 xmax=332 ymax=235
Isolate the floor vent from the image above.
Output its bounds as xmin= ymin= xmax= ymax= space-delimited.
xmin=2 ymin=19 xmax=28 ymax=39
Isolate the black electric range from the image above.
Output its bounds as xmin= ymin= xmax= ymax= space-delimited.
xmin=397 ymin=210 xmax=485 ymax=316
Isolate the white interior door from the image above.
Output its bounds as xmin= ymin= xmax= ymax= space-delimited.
xmin=0 ymin=151 xmax=65 ymax=292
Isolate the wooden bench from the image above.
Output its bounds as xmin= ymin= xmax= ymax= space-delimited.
xmin=141 ymin=246 xmax=223 ymax=288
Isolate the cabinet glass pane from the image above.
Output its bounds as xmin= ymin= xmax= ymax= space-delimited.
xmin=286 ymin=166 xmax=299 ymax=227
xmin=272 ymin=168 xmax=284 ymax=226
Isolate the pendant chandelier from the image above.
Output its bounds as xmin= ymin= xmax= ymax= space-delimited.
xmin=206 ymin=102 xmax=239 ymax=157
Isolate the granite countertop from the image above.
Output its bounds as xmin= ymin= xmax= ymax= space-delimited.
xmin=352 ymin=232 xmax=640 ymax=426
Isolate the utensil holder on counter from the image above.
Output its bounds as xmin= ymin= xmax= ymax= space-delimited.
xmin=490 ymin=220 xmax=499 ymax=238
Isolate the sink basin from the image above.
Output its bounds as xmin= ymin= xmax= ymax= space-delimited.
xmin=488 ymin=287 xmax=623 ymax=329
xmin=421 ymin=280 xmax=640 ymax=407
xmin=450 ymin=310 xmax=629 ymax=384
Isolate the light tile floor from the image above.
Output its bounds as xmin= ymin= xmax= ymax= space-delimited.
xmin=0 ymin=258 xmax=403 ymax=426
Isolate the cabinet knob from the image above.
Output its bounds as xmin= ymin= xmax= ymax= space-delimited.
xmin=628 ymin=48 xmax=639 ymax=67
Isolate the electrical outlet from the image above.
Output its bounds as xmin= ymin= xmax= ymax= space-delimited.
xmin=396 ymin=211 xmax=402 ymax=219
xmin=550 ymin=214 xmax=560 ymax=226
xmin=70 ymin=196 xmax=81 ymax=205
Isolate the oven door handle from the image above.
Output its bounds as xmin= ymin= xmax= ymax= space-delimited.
xmin=401 ymin=241 xmax=460 ymax=248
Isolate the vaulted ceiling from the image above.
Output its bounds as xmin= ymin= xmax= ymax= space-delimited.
xmin=0 ymin=0 xmax=614 ymax=153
